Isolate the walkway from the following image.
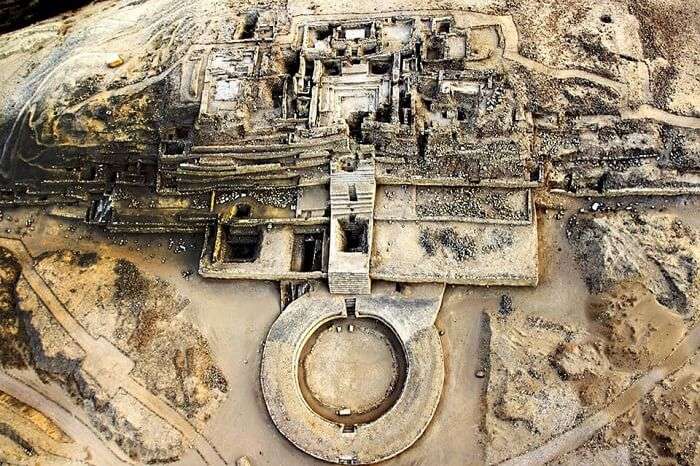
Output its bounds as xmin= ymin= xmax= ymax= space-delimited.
xmin=501 ymin=323 xmax=700 ymax=465
xmin=0 ymin=236 xmax=226 ymax=465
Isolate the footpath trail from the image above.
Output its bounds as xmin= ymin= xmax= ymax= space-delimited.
xmin=500 ymin=323 xmax=700 ymax=466
xmin=0 ymin=370 xmax=128 ymax=466
xmin=0 ymin=236 xmax=227 ymax=466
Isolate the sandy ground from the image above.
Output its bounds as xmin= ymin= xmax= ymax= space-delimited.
xmin=0 ymin=0 xmax=699 ymax=463
xmin=2 ymin=194 xmax=699 ymax=464
xmin=0 ymin=206 xmax=493 ymax=465
xmin=0 ymin=197 xmax=589 ymax=465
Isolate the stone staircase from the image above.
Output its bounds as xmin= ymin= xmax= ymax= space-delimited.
xmin=328 ymin=153 xmax=376 ymax=295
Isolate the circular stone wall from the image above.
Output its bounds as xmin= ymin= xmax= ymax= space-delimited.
xmin=300 ymin=317 xmax=407 ymax=424
xmin=261 ymin=293 xmax=444 ymax=464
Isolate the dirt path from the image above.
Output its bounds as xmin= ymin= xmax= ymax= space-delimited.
xmin=124 ymin=379 xmax=226 ymax=465
xmin=500 ymin=323 xmax=700 ymax=466
xmin=0 ymin=236 xmax=227 ymax=466
xmin=0 ymin=407 xmax=85 ymax=461
xmin=622 ymin=105 xmax=700 ymax=129
xmin=0 ymin=370 xmax=127 ymax=465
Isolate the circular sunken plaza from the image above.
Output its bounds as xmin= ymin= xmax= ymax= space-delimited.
xmin=260 ymin=290 xmax=444 ymax=464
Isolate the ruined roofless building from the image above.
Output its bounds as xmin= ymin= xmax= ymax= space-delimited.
xmin=1 ymin=2 xmax=699 ymax=464
xmin=1 ymin=11 xmax=546 ymax=291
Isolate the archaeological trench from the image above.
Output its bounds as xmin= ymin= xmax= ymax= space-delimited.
xmin=0 ymin=0 xmax=699 ymax=465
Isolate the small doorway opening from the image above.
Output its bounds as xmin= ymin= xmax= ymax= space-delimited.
xmin=291 ymin=231 xmax=325 ymax=272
